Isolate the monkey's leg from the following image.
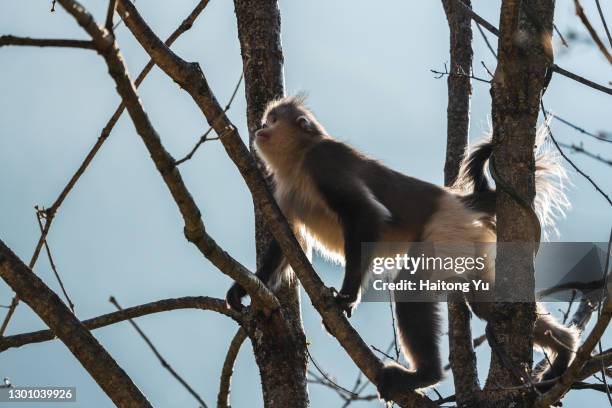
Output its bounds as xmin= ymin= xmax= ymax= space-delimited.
xmin=376 ymin=301 xmax=443 ymax=398
xmin=532 ymin=303 xmax=578 ymax=384
xmin=337 ymin=220 xmax=379 ymax=317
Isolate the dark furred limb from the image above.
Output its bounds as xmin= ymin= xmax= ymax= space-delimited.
xmin=376 ymin=301 xmax=443 ymax=398
xmin=226 ymin=239 xmax=284 ymax=310
xmin=337 ymin=218 xmax=380 ymax=317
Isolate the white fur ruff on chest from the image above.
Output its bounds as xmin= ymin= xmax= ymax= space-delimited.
xmin=274 ymin=170 xmax=346 ymax=265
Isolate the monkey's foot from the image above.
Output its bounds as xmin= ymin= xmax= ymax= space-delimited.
xmin=225 ymin=283 xmax=246 ymax=312
xmin=375 ymin=363 xmax=442 ymax=401
xmin=331 ymin=287 xmax=357 ymax=318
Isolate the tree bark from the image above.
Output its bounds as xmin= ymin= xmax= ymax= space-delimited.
xmin=484 ymin=1 xmax=554 ymax=406
xmin=233 ymin=2 xmax=309 ymax=407
xmin=441 ymin=0 xmax=473 ymax=186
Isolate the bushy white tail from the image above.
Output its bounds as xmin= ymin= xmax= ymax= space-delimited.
xmin=452 ymin=121 xmax=571 ymax=239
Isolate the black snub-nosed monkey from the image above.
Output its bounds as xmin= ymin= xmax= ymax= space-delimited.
xmin=225 ymin=95 xmax=577 ymax=398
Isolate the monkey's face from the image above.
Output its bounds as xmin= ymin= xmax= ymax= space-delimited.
xmin=254 ymin=110 xmax=319 ymax=167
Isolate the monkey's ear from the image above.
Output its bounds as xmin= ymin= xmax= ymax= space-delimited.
xmin=297 ymin=115 xmax=312 ymax=131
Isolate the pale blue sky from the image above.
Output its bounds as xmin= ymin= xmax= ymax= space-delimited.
xmin=1 ymin=1 xmax=610 ymax=407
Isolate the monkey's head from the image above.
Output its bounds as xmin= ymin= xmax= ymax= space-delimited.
xmin=254 ymin=95 xmax=326 ymax=170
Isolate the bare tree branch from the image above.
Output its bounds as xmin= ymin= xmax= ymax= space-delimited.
xmin=105 ymin=0 xmax=117 ymax=32
xmin=442 ymin=0 xmax=473 ymax=186
xmin=35 ymin=208 xmax=74 ymax=312
xmin=0 ymin=239 xmax=152 ymax=407
xmin=217 ymin=328 xmax=247 ymax=408
xmin=573 ymin=0 xmax=612 ymax=64
xmin=0 ymin=35 xmax=95 ymax=49
xmin=109 ymin=297 xmax=208 ymax=408
xmin=0 ymin=296 xmax=239 ymax=352
xmin=549 ymin=63 xmax=612 ymax=95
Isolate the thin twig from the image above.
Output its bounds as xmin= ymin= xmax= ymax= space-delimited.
xmin=431 ymin=64 xmax=491 ymax=83
xmin=594 ymin=0 xmax=612 ymax=49
xmin=562 ymin=290 xmax=578 ymax=324
xmin=553 ymin=23 xmax=569 ymax=47
xmin=175 ymin=72 xmax=244 ymax=165
xmin=35 ymin=207 xmax=74 ymax=312
xmin=387 ymin=275 xmax=400 ymax=360
xmin=105 ymin=0 xmax=118 ymax=32
xmin=573 ymin=0 xmax=612 ymax=64
xmin=340 ymin=342 xmax=396 ymax=408
xmin=306 ymin=348 xmax=360 ymax=398
xmin=545 ymin=110 xmax=612 ymax=143
xmin=551 ymin=63 xmax=612 ymax=95
xmin=371 ymin=345 xmax=397 ymax=362
xmin=541 ymin=346 xmax=554 ymax=374
xmin=475 ymin=22 xmax=497 ymax=57
xmin=307 ymin=371 xmax=377 ymax=404
xmin=481 ymin=61 xmax=494 ymax=78
xmin=109 ymin=296 xmax=209 ymax=408
xmin=541 ymin=102 xmax=612 ymax=206
xmin=557 ymin=141 xmax=612 ymax=166
xmin=0 ymin=35 xmax=95 ymax=49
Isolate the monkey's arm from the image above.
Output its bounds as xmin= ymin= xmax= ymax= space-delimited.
xmin=315 ymin=178 xmax=387 ymax=316
xmin=225 ymin=238 xmax=284 ymax=311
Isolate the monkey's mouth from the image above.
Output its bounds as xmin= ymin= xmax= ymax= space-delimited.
xmin=256 ymin=131 xmax=271 ymax=142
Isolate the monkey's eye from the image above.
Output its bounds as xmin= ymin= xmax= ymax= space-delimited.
xmin=268 ymin=115 xmax=277 ymax=124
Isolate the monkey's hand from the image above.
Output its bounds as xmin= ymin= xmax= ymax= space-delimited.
xmin=332 ymin=288 xmax=358 ymax=318
xmin=225 ymin=283 xmax=247 ymax=312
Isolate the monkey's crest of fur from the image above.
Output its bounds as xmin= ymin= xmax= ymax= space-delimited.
xmin=452 ymin=120 xmax=571 ymax=240
xmin=262 ymin=94 xmax=328 ymax=136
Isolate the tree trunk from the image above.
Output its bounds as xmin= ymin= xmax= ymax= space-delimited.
xmin=484 ymin=1 xmax=554 ymax=406
xmin=441 ymin=0 xmax=473 ymax=186
xmin=441 ymin=2 xmax=481 ymax=406
xmin=233 ymin=1 xmax=309 ymax=407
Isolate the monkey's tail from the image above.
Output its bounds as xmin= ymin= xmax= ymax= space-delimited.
xmin=453 ymin=122 xmax=571 ymax=239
